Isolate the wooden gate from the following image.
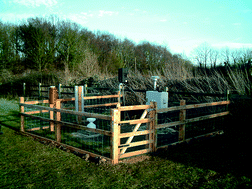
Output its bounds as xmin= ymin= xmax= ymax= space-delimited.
xmin=111 ymin=102 xmax=157 ymax=164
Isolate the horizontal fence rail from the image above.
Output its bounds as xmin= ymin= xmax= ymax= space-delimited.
xmin=20 ymin=102 xmax=112 ymax=120
xmin=157 ymin=101 xmax=230 ymax=113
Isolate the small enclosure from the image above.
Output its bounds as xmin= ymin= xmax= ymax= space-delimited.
xmin=19 ymin=84 xmax=230 ymax=164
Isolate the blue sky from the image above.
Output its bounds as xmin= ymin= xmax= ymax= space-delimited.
xmin=1 ymin=0 xmax=252 ymax=57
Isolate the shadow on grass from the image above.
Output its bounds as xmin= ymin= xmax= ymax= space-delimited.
xmin=154 ymin=96 xmax=252 ymax=179
xmin=154 ymin=134 xmax=251 ymax=179
xmin=0 ymin=110 xmax=20 ymax=131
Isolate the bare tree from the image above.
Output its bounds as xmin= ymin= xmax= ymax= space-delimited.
xmin=209 ymin=48 xmax=219 ymax=68
xmin=221 ymin=47 xmax=231 ymax=66
xmin=191 ymin=42 xmax=211 ymax=68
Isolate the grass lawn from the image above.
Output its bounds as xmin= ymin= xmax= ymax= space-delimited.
xmin=0 ymin=98 xmax=251 ymax=188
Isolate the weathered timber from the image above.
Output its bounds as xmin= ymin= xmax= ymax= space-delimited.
xmin=58 ymin=98 xmax=75 ymax=102
xmin=120 ymin=149 xmax=151 ymax=159
xmin=84 ymin=94 xmax=122 ymax=100
xmin=49 ymin=103 xmax=54 ymax=131
xmin=120 ymin=109 xmax=148 ymax=154
xmin=156 ymin=111 xmax=230 ymax=129
xmin=149 ymin=101 xmax=157 ymax=152
xmin=20 ymin=103 xmax=111 ymax=120
xmin=119 ymin=139 xmax=153 ymax=149
xmin=157 ymin=100 xmax=230 ymax=113
xmin=179 ymin=100 xmax=186 ymax=141
xmin=119 ymin=130 xmax=154 ymax=138
xmin=119 ymin=118 xmax=151 ymax=125
xmin=23 ymin=99 xmax=49 ymax=105
xmin=20 ymin=113 xmax=112 ymax=136
xmin=84 ymin=102 xmax=118 ymax=108
xmin=111 ymin=109 xmax=120 ymax=164
xmin=156 ymin=121 xmax=183 ymax=129
xmin=25 ymin=110 xmax=49 ymax=114
xmin=118 ymin=105 xmax=151 ymax=111
xmin=56 ymin=100 xmax=61 ymax=143
xmin=26 ymin=126 xmax=50 ymax=131
xmin=20 ymin=97 xmax=25 ymax=132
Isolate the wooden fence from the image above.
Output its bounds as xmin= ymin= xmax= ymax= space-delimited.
xmin=19 ymin=86 xmax=230 ymax=164
xmin=22 ymin=83 xmax=117 ymax=99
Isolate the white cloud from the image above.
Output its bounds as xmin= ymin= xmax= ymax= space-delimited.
xmin=160 ymin=19 xmax=167 ymax=22
xmin=0 ymin=12 xmax=36 ymax=23
xmin=98 ymin=10 xmax=118 ymax=17
xmin=65 ymin=13 xmax=89 ymax=25
xmin=12 ymin=0 xmax=58 ymax=7
xmin=212 ymin=42 xmax=252 ymax=49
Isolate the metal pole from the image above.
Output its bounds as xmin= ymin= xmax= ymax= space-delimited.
xmin=39 ymin=83 xmax=42 ymax=99
xmin=23 ymin=83 xmax=26 ymax=97
xmin=81 ymin=86 xmax=84 ymax=112
xmin=75 ymin=86 xmax=78 ymax=112
xmin=118 ymin=83 xmax=123 ymax=105
xmin=58 ymin=83 xmax=62 ymax=99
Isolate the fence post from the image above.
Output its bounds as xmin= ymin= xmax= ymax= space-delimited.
xmin=20 ymin=97 xmax=25 ymax=132
xmin=150 ymin=101 xmax=157 ymax=152
xmin=77 ymin=86 xmax=84 ymax=123
xmin=55 ymin=100 xmax=61 ymax=143
xmin=179 ymin=100 xmax=186 ymax=142
xmin=111 ymin=108 xmax=120 ymax=164
xmin=49 ymin=87 xmax=54 ymax=132
xmin=49 ymin=86 xmax=58 ymax=132
xmin=49 ymin=103 xmax=54 ymax=132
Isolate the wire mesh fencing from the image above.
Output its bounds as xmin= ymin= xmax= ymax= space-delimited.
xmin=156 ymin=100 xmax=230 ymax=148
xmin=19 ymin=85 xmax=231 ymax=164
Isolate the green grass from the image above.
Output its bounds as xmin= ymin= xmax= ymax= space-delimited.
xmin=0 ymin=98 xmax=251 ymax=188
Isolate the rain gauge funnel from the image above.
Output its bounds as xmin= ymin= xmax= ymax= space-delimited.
xmin=87 ymin=118 xmax=96 ymax=129
xmin=151 ymin=76 xmax=160 ymax=90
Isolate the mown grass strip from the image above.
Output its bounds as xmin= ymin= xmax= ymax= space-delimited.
xmin=0 ymin=98 xmax=251 ymax=188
